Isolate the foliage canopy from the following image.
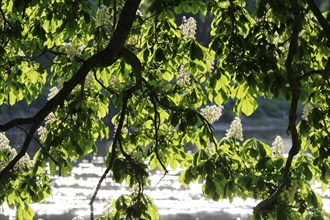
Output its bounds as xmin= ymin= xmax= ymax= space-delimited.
xmin=0 ymin=0 xmax=330 ymax=219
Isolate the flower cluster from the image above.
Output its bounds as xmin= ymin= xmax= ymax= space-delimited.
xmin=37 ymin=107 xmax=56 ymax=140
xmin=302 ymin=102 xmax=313 ymax=121
xmin=45 ymin=112 xmax=56 ymax=125
xmin=205 ymin=140 xmax=216 ymax=155
xmin=177 ymin=65 xmax=190 ymax=86
xmin=85 ymin=73 xmax=97 ymax=90
xmin=62 ymin=42 xmax=83 ymax=61
xmin=37 ymin=126 xmax=48 ymax=140
xmin=272 ymin=135 xmax=284 ymax=157
xmin=0 ymin=132 xmax=10 ymax=149
xmin=200 ymin=105 xmax=223 ymax=124
xmin=38 ymin=111 xmax=57 ymax=141
xmin=47 ymin=86 xmax=59 ymax=101
xmin=279 ymin=180 xmax=299 ymax=204
xmin=113 ymin=124 xmax=129 ymax=137
xmin=95 ymin=5 xmax=111 ymax=27
xmin=13 ymin=153 xmax=33 ymax=173
xmin=0 ymin=133 xmax=33 ymax=173
xmin=225 ymin=117 xmax=243 ymax=141
xmin=208 ymin=57 xmax=215 ymax=72
xmin=179 ymin=16 xmax=197 ymax=40
xmin=109 ymin=76 xmax=120 ymax=88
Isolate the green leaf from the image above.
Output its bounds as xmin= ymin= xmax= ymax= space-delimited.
xmin=49 ymin=159 xmax=56 ymax=176
xmin=204 ymin=177 xmax=216 ymax=197
xmin=235 ymin=95 xmax=258 ymax=116
xmin=113 ymin=159 xmax=126 ymax=183
xmin=190 ymin=41 xmax=204 ymax=60
xmin=154 ymin=48 xmax=166 ymax=62
xmin=303 ymin=165 xmax=313 ymax=181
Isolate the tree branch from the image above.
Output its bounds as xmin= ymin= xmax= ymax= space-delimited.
xmin=89 ymin=90 xmax=130 ymax=220
xmin=306 ymin=0 xmax=330 ymax=41
xmin=88 ymin=3 xmax=142 ymax=218
xmin=254 ymin=0 xmax=302 ymax=214
xmin=0 ymin=0 xmax=142 ymax=184
xmin=150 ymin=96 xmax=168 ymax=173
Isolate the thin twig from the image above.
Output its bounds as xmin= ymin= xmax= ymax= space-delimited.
xmin=306 ymin=0 xmax=330 ymax=40
xmin=16 ymin=125 xmax=60 ymax=167
xmin=150 ymin=95 xmax=168 ymax=174
xmin=92 ymin=69 xmax=119 ymax=95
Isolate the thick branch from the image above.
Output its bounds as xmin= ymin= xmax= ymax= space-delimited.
xmin=118 ymin=47 xmax=143 ymax=88
xmin=306 ymin=0 xmax=330 ymax=41
xmin=0 ymin=117 xmax=34 ymax=131
xmin=254 ymin=0 xmax=302 ymax=214
xmin=88 ymin=3 xmax=142 ymax=217
xmin=0 ymin=0 xmax=142 ymax=183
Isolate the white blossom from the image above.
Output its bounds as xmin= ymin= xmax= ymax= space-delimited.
xmin=177 ymin=65 xmax=190 ymax=86
xmin=0 ymin=161 xmax=7 ymax=172
xmin=179 ymin=16 xmax=197 ymax=40
xmin=0 ymin=146 xmax=17 ymax=172
xmin=72 ymin=216 xmax=84 ymax=220
xmin=0 ymin=136 xmax=33 ymax=173
xmin=18 ymin=50 xmax=25 ymax=57
xmin=45 ymin=112 xmax=56 ymax=125
xmin=272 ymin=135 xmax=284 ymax=157
xmin=96 ymin=5 xmax=111 ymax=27
xmin=279 ymin=180 xmax=299 ymax=204
xmin=114 ymin=124 xmax=129 ymax=136
xmin=85 ymin=74 xmax=97 ymax=90
xmin=0 ymin=132 xmax=10 ymax=149
xmin=37 ymin=126 xmax=48 ymax=140
xmin=109 ymin=76 xmax=120 ymax=88
xmin=62 ymin=42 xmax=82 ymax=61
xmin=225 ymin=117 xmax=243 ymax=141
xmin=8 ymin=148 xmax=17 ymax=158
xmin=47 ymin=86 xmax=59 ymax=100
xmin=302 ymin=102 xmax=313 ymax=121
xmin=208 ymin=57 xmax=215 ymax=72
xmin=205 ymin=140 xmax=216 ymax=154
xmin=200 ymin=105 xmax=223 ymax=124
xmin=13 ymin=153 xmax=32 ymax=173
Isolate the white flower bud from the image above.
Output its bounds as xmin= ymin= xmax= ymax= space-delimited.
xmin=13 ymin=153 xmax=32 ymax=173
xmin=62 ymin=42 xmax=82 ymax=61
xmin=45 ymin=112 xmax=56 ymax=125
xmin=272 ymin=135 xmax=284 ymax=157
xmin=0 ymin=132 xmax=10 ymax=149
xmin=225 ymin=117 xmax=243 ymax=141
xmin=177 ymin=65 xmax=190 ymax=86
xmin=200 ymin=105 xmax=223 ymax=124
xmin=179 ymin=16 xmax=197 ymax=40
xmin=96 ymin=5 xmax=111 ymax=27
xmin=302 ymin=102 xmax=313 ymax=121
xmin=109 ymin=76 xmax=120 ymax=88
xmin=37 ymin=126 xmax=48 ymax=140
xmin=47 ymin=86 xmax=59 ymax=101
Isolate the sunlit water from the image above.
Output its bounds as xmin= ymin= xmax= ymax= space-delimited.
xmin=1 ymin=126 xmax=329 ymax=220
